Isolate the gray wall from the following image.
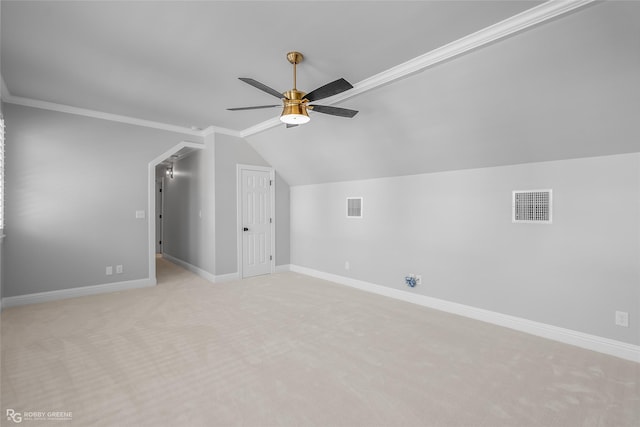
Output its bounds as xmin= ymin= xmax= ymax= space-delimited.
xmin=160 ymin=132 xmax=290 ymax=277
xmin=290 ymin=153 xmax=640 ymax=345
xmin=0 ymin=101 xmax=4 ymax=304
xmin=3 ymin=103 xmax=200 ymax=297
xmin=214 ymin=133 xmax=290 ymax=275
xmin=0 ymin=238 xmax=3 ymax=304
xmin=274 ymin=172 xmax=290 ymax=267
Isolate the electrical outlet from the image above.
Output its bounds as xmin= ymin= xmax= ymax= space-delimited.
xmin=615 ymin=311 xmax=629 ymax=327
xmin=415 ymin=275 xmax=422 ymax=285
xmin=405 ymin=274 xmax=417 ymax=288
xmin=345 ymin=261 xmax=350 ymax=271
xmin=116 ymin=265 xmax=123 ymax=274
xmin=106 ymin=266 xmax=113 ymax=276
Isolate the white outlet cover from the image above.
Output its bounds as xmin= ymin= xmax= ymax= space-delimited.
xmin=615 ymin=311 xmax=629 ymax=327
xmin=116 ymin=265 xmax=123 ymax=274
xmin=106 ymin=266 xmax=113 ymax=276
xmin=135 ymin=210 xmax=145 ymax=219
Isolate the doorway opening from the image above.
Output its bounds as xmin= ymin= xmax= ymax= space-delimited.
xmin=148 ymin=141 xmax=204 ymax=285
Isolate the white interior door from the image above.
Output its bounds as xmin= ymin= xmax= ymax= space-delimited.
xmin=240 ymin=167 xmax=273 ymax=278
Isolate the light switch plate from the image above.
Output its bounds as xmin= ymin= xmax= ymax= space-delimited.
xmin=135 ymin=210 xmax=145 ymax=219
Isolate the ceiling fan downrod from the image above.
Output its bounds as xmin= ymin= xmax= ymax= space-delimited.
xmin=286 ymin=51 xmax=304 ymax=91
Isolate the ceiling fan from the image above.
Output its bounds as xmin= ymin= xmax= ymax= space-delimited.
xmin=227 ymin=51 xmax=358 ymax=127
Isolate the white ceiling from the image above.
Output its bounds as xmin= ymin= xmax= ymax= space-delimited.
xmin=2 ymin=0 xmax=539 ymax=130
xmin=2 ymin=1 xmax=640 ymax=185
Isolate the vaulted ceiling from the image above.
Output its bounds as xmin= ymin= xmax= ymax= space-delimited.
xmin=2 ymin=1 xmax=639 ymax=185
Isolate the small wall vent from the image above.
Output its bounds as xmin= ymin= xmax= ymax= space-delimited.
xmin=346 ymin=197 xmax=363 ymax=218
xmin=512 ymin=189 xmax=552 ymax=223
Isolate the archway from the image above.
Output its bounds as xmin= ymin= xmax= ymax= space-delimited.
xmin=147 ymin=141 xmax=204 ymax=284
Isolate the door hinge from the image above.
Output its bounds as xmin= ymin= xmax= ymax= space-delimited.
xmin=159 ymin=188 xmax=162 ymax=192
xmin=159 ymin=240 xmax=162 ymax=245
xmin=270 ymin=255 xmax=272 ymax=261
xmin=270 ymin=218 xmax=272 ymax=223
xmin=159 ymin=214 xmax=162 ymax=219
xmin=269 ymin=179 xmax=273 ymax=186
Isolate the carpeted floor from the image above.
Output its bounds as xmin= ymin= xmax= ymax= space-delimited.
xmin=1 ymin=257 xmax=638 ymax=426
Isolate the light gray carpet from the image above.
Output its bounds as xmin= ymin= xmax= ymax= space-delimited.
xmin=1 ymin=257 xmax=638 ymax=426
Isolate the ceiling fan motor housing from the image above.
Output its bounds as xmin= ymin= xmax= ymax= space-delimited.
xmin=281 ymin=89 xmax=310 ymax=124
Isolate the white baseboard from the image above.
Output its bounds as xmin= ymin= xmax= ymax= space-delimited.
xmin=217 ymin=265 xmax=290 ymax=280
xmin=1 ymin=278 xmax=156 ymax=309
xmin=275 ymin=264 xmax=291 ymax=273
xmin=162 ymin=254 xmax=239 ymax=283
xmin=289 ymin=265 xmax=640 ymax=363
xmin=0 ymin=252 xmax=247 ymax=309
xmin=214 ymin=272 xmax=240 ymax=282
xmin=162 ymin=255 xmax=291 ymax=282
xmin=162 ymin=253 xmax=217 ymax=282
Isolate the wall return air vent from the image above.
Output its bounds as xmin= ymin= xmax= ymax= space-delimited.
xmin=512 ymin=189 xmax=552 ymax=223
xmin=346 ymin=197 xmax=363 ymax=218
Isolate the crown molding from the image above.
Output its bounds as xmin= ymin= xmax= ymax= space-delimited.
xmin=201 ymin=126 xmax=217 ymax=137
xmin=203 ymin=125 xmax=242 ymax=138
xmin=1 ymin=0 xmax=595 ymax=140
xmin=1 ymin=76 xmax=10 ymax=101
xmin=3 ymin=92 xmax=204 ymax=136
xmin=2 ymin=87 xmax=243 ymax=139
xmin=240 ymin=0 xmax=596 ymax=138
xmin=334 ymin=0 xmax=596 ymax=105
xmin=239 ymin=117 xmax=282 ymax=139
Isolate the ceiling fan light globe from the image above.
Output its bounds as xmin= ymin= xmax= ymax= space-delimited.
xmin=280 ymin=103 xmax=310 ymax=125
xmin=280 ymin=114 xmax=310 ymax=125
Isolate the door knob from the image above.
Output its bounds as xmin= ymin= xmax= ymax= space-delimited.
xmin=243 ymin=227 xmax=249 ymax=231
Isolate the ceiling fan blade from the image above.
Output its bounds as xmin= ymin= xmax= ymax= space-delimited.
xmin=227 ymin=105 xmax=280 ymax=111
xmin=286 ymin=124 xmax=298 ymax=129
xmin=309 ymin=104 xmax=358 ymax=118
xmin=304 ymin=78 xmax=353 ymax=102
xmin=238 ymin=78 xmax=284 ymax=99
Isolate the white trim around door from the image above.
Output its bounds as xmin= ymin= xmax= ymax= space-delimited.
xmin=237 ymin=164 xmax=276 ymax=279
